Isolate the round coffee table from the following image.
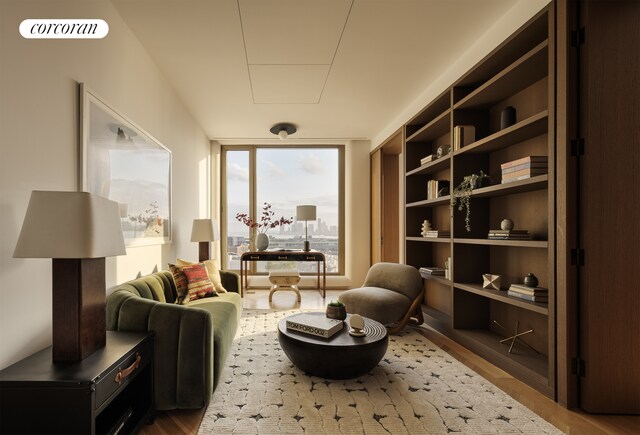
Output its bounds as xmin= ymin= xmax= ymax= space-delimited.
xmin=278 ymin=313 xmax=388 ymax=379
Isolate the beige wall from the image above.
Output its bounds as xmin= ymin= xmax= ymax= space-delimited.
xmin=0 ymin=1 xmax=211 ymax=369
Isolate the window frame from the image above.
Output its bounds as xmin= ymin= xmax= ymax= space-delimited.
xmin=221 ymin=144 xmax=345 ymax=276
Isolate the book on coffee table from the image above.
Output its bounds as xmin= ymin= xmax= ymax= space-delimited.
xmin=286 ymin=314 xmax=344 ymax=338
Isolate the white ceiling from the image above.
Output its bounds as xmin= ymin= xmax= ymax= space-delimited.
xmin=111 ymin=0 xmax=519 ymax=142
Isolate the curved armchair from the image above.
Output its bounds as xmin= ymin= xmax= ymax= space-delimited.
xmin=339 ymin=263 xmax=424 ymax=334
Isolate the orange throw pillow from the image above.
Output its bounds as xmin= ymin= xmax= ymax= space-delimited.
xmin=181 ymin=263 xmax=217 ymax=302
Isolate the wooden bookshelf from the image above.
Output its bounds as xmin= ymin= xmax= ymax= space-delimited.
xmin=403 ymin=8 xmax=554 ymax=397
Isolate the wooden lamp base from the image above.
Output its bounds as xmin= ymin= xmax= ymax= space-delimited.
xmin=52 ymin=258 xmax=106 ymax=362
xmin=198 ymin=241 xmax=210 ymax=262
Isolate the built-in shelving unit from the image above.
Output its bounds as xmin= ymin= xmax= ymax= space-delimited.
xmin=403 ymin=8 xmax=555 ymax=397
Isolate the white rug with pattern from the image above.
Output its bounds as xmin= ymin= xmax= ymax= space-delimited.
xmin=199 ymin=310 xmax=562 ymax=434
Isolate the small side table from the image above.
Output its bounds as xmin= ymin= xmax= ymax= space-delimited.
xmin=269 ymin=271 xmax=301 ymax=302
xmin=0 ymin=331 xmax=154 ymax=435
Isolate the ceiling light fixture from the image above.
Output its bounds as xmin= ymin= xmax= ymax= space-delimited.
xmin=270 ymin=123 xmax=297 ymax=140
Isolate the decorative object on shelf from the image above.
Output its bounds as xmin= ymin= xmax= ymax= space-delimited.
xmin=419 ymin=267 xmax=445 ymax=277
xmin=475 ymin=172 xmax=492 ymax=188
xmin=236 ymin=203 xmax=293 ymax=252
xmin=326 ymin=300 xmax=347 ymax=320
xmin=500 ymin=106 xmax=517 ymax=129
xmin=190 ymin=218 xmax=219 ymax=262
xmin=501 ymin=219 xmax=514 ymax=230
xmin=296 ymin=204 xmax=317 ymax=251
xmin=493 ymin=320 xmax=539 ymax=354
xmin=436 ymin=144 xmax=451 ymax=158
xmin=508 ymin=283 xmax=548 ymax=303
xmin=270 ymin=122 xmax=297 ymax=140
xmin=427 ymin=179 xmax=449 ymax=199
xmin=451 ymin=171 xmax=490 ymax=231
xmin=420 ymin=220 xmax=432 ymax=237
xmin=424 ymin=229 xmax=450 ymax=238
xmin=453 ymin=125 xmax=476 ymax=151
xmin=444 ymin=257 xmax=451 ymax=280
xmin=13 ymin=191 xmax=126 ymax=362
xmin=420 ymin=154 xmax=436 ymax=165
xmin=348 ymin=314 xmax=366 ymax=337
xmin=501 ymin=156 xmax=548 ymax=184
xmin=488 ymin=229 xmax=531 ymax=240
xmin=523 ymin=273 xmax=539 ymax=288
xmin=482 ymin=274 xmax=502 ymax=290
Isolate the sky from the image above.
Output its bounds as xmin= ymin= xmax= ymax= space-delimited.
xmin=226 ymin=148 xmax=339 ymax=236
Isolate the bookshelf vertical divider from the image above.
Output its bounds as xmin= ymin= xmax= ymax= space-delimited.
xmin=404 ymin=7 xmax=554 ymax=397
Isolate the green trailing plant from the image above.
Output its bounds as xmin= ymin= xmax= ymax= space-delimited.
xmin=327 ymin=300 xmax=344 ymax=307
xmin=451 ymin=171 xmax=490 ymax=232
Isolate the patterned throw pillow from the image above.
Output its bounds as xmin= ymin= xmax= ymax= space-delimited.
xmin=168 ymin=263 xmax=189 ymax=304
xmin=181 ymin=263 xmax=217 ymax=302
xmin=176 ymin=258 xmax=227 ymax=294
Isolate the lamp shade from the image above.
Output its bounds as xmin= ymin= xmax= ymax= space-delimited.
xmin=190 ymin=218 xmax=219 ymax=242
xmin=296 ymin=205 xmax=316 ymax=221
xmin=13 ymin=191 xmax=126 ymax=259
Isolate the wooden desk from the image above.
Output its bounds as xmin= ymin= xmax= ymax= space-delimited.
xmin=240 ymin=250 xmax=326 ymax=298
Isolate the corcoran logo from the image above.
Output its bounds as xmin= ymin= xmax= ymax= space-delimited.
xmin=19 ymin=19 xmax=109 ymax=39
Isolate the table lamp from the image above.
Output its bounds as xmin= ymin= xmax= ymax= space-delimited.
xmin=191 ymin=218 xmax=219 ymax=262
xmin=13 ymin=191 xmax=126 ymax=362
xmin=296 ymin=205 xmax=316 ymax=252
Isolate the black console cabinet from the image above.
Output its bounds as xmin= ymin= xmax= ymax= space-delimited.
xmin=0 ymin=331 xmax=154 ymax=434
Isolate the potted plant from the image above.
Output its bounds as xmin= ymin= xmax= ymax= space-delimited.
xmin=235 ymin=202 xmax=293 ymax=251
xmin=326 ymin=300 xmax=347 ymax=320
xmin=451 ymin=171 xmax=491 ymax=232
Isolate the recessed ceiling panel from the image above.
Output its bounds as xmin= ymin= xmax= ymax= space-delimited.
xmin=249 ymin=65 xmax=330 ymax=103
xmin=239 ymin=0 xmax=352 ymax=65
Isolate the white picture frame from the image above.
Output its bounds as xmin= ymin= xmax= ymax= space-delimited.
xmin=79 ymin=83 xmax=172 ymax=247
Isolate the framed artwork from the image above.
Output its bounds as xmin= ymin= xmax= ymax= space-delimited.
xmin=79 ymin=83 xmax=172 ymax=247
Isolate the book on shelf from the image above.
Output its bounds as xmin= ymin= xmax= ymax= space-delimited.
xmin=453 ymin=125 xmax=476 ymax=150
xmin=488 ymin=229 xmax=529 ymax=235
xmin=500 ymin=156 xmax=548 ymax=170
xmin=502 ymin=168 xmax=548 ymax=179
xmin=488 ymin=235 xmax=532 ymax=240
xmin=420 ymin=154 xmax=436 ymax=165
xmin=419 ymin=267 xmax=445 ymax=276
xmin=425 ymin=230 xmax=450 ymax=238
xmin=507 ymin=290 xmax=548 ymax=303
xmin=502 ymin=162 xmax=548 ymax=174
xmin=509 ymin=284 xmax=548 ymax=295
xmin=427 ymin=179 xmax=449 ymax=199
xmin=286 ymin=314 xmax=344 ymax=338
xmin=501 ymin=173 xmax=545 ymax=184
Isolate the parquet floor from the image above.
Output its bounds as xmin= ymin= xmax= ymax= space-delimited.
xmin=140 ymin=289 xmax=640 ymax=435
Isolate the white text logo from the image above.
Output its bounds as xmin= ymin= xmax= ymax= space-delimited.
xmin=19 ymin=19 xmax=109 ymax=39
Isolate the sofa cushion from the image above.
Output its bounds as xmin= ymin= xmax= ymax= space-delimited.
xmin=182 ymin=263 xmax=217 ymax=301
xmin=177 ymin=258 xmax=227 ymax=294
xmin=169 ymin=263 xmax=189 ymax=304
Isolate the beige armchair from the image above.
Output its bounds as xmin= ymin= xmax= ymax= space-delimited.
xmin=339 ymin=262 xmax=424 ymax=334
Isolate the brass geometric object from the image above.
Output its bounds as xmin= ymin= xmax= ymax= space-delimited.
xmin=482 ymin=274 xmax=502 ymax=290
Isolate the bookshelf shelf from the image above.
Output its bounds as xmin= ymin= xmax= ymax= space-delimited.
xmin=406 ymin=109 xmax=451 ymax=143
xmin=454 ymin=40 xmax=549 ymax=109
xmin=406 ymin=156 xmax=450 ymax=176
xmin=454 ymin=110 xmax=548 ymax=155
xmin=406 ymin=236 xmax=451 ymax=244
xmin=453 ymin=238 xmax=548 ymax=248
xmin=405 ymin=9 xmax=553 ymax=396
xmin=455 ymin=282 xmax=549 ymax=315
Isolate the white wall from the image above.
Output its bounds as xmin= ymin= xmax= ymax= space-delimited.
xmin=0 ymin=1 xmax=211 ymax=369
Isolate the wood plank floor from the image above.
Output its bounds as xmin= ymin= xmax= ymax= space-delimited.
xmin=140 ymin=289 xmax=640 ymax=434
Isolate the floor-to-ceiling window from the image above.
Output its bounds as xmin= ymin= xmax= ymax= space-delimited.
xmin=222 ymin=145 xmax=344 ymax=274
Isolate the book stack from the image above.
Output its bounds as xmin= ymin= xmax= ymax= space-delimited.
xmin=507 ymin=284 xmax=548 ymax=303
xmin=427 ymin=180 xmax=449 ymax=199
xmin=453 ymin=125 xmax=476 ymax=151
xmin=419 ymin=267 xmax=445 ymax=278
xmin=424 ymin=230 xmax=450 ymax=238
xmin=501 ymin=156 xmax=548 ymax=183
xmin=286 ymin=314 xmax=344 ymax=338
xmin=420 ymin=154 xmax=436 ymax=165
xmin=487 ymin=229 xmax=531 ymax=240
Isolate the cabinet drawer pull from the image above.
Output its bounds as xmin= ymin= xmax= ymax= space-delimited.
xmin=115 ymin=354 xmax=141 ymax=385
xmin=306 ymin=256 xmax=315 ymax=260
xmin=278 ymin=256 xmax=288 ymax=260
xmin=250 ymin=256 xmax=259 ymax=260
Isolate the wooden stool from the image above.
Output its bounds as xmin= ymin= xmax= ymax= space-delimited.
xmin=268 ymin=271 xmax=301 ymax=302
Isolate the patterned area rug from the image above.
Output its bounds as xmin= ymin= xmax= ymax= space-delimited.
xmin=199 ymin=310 xmax=562 ymax=434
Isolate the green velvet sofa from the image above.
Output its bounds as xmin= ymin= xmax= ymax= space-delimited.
xmin=106 ymin=270 xmax=242 ymax=410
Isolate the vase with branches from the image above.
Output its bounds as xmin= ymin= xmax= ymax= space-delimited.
xmin=235 ymin=202 xmax=293 ymax=250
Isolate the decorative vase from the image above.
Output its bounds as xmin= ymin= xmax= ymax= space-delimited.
xmin=326 ymin=305 xmax=347 ymax=320
xmin=475 ymin=175 xmax=491 ymax=188
xmin=256 ymin=233 xmax=269 ymax=251
xmin=524 ymin=273 xmax=539 ymax=288
xmin=501 ymin=219 xmax=514 ymax=230
xmin=500 ymin=106 xmax=516 ymax=129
